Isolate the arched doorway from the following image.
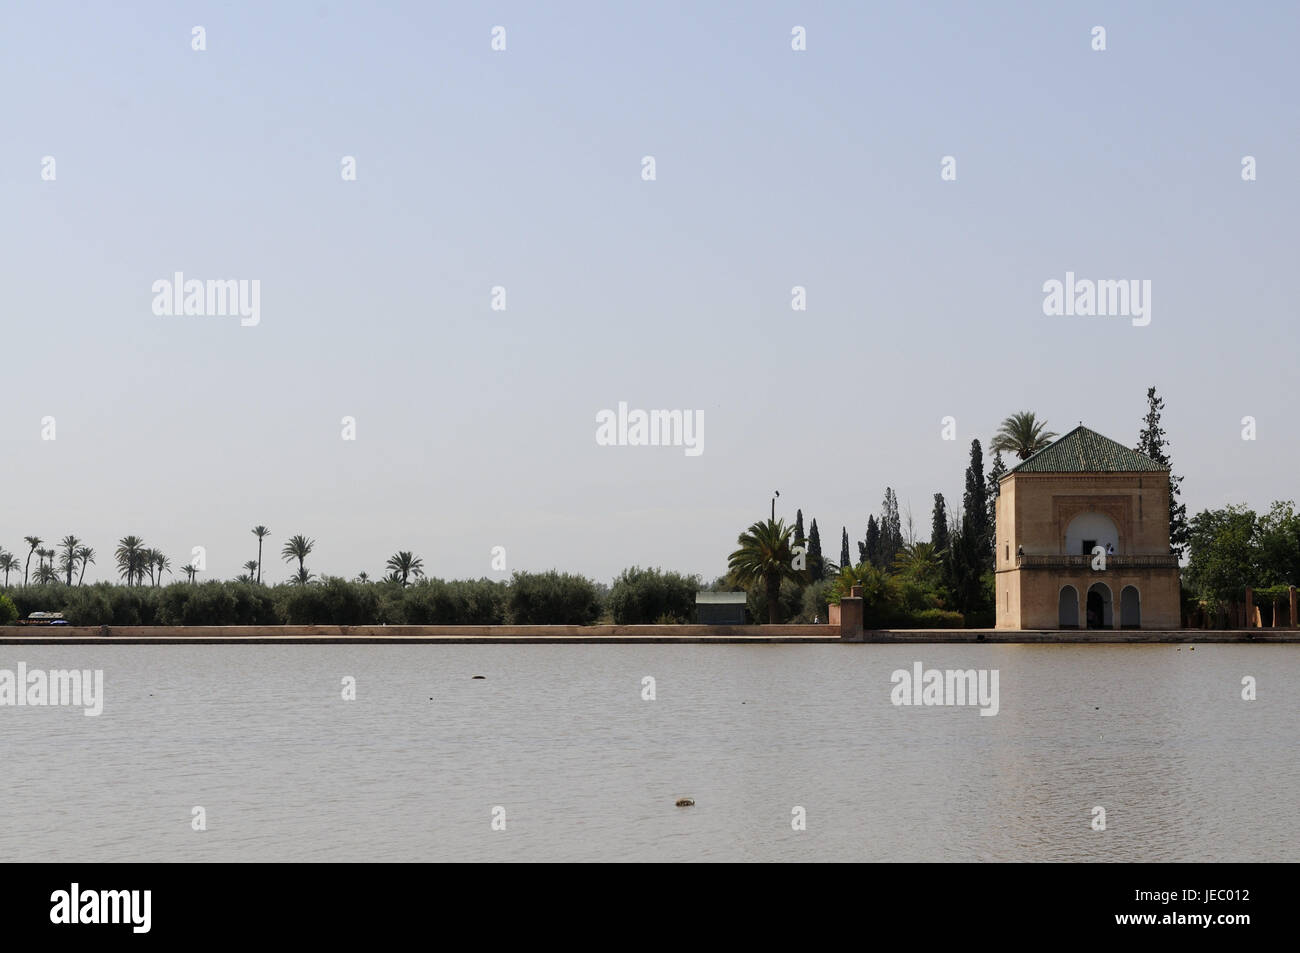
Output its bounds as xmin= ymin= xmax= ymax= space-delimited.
xmin=1120 ymin=586 xmax=1140 ymax=629
xmin=1058 ymin=585 xmax=1079 ymax=629
xmin=1086 ymin=583 xmax=1113 ymax=629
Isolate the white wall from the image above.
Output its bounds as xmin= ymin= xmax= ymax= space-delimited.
xmin=1065 ymin=512 xmax=1119 ymax=555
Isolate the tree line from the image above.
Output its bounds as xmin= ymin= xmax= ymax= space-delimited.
xmin=3 ymin=389 xmax=1292 ymax=628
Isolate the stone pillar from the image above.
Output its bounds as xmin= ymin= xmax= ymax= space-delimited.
xmin=839 ymin=586 xmax=864 ymax=641
xmin=1291 ymin=586 xmax=1298 ymax=628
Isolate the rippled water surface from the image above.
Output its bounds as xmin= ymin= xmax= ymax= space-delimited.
xmin=0 ymin=643 xmax=1296 ymax=861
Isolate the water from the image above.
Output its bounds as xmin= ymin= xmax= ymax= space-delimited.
xmin=0 ymin=643 xmax=1295 ymax=861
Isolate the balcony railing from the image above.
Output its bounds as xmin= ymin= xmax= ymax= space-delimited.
xmin=1015 ymin=554 xmax=1179 ymax=569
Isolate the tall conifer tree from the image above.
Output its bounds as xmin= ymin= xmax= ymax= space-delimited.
xmin=931 ymin=493 xmax=950 ymax=553
xmin=1136 ymin=386 xmax=1189 ymax=559
xmin=807 ymin=519 xmax=824 ymax=580
xmin=963 ymin=440 xmax=992 ymax=571
xmin=864 ymin=516 xmax=881 ymax=567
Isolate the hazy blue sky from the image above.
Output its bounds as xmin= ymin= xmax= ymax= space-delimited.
xmin=3 ymin=1 xmax=1296 ymax=584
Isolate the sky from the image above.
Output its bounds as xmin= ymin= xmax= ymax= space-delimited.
xmin=2 ymin=1 xmax=1297 ymax=585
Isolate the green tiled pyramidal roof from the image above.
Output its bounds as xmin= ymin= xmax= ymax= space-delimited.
xmin=1010 ymin=426 xmax=1168 ymax=474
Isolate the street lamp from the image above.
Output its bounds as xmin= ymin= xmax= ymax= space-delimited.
xmin=771 ymin=490 xmax=780 ymax=521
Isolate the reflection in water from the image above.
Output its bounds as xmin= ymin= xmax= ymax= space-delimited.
xmin=0 ymin=643 xmax=1294 ymax=861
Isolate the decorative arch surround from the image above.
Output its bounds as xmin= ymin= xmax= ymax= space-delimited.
xmin=1058 ymin=585 xmax=1080 ymax=629
xmin=1053 ymin=495 xmax=1133 ymax=554
xmin=1120 ymin=585 xmax=1141 ymax=629
xmin=1065 ymin=512 xmax=1120 ymax=557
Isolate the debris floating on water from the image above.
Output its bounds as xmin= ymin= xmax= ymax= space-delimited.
xmin=675 ymin=797 xmax=695 ymax=807
xmin=472 ymin=675 xmax=486 ymax=679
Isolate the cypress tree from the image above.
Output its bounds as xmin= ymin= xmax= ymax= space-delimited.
xmin=949 ymin=515 xmax=985 ymax=615
xmin=840 ymin=527 xmax=851 ymax=571
xmin=963 ymin=439 xmax=992 ymax=571
xmin=794 ymin=509 xmax=806 ymax=548
xmin=931 ymin=493 xmax=950 ymax=553
xmin=987 ymin=450 xmax=1008 ymax=546
xmin=1136 ymin=386 xmax=1189 ymax=559
xmin=881 ymin=488 xmax=902 ymax=568
xmin=807 ymin=519 xmax=824 ymax=580
xmin=864 ymin=516 xmax=881 ymax=568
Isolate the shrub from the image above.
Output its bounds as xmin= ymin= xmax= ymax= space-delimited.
xmin=0 ymin=594 xmax=17 ymax=625
xmin=375 ymin=583 xmax=409 ymax=624
xmin=902 ymin=608 xmax=965 ymax=629
xmin=507 ymin=571 xmax=601 ymax=625
xmin=385 ymin=578 xmax=505 ymax=625
xmin=281 ymin=577 xmax=380 ymax=625
xmin=827 ymin=564 xmax=906 ymax=627
xmin=159 ymin=582 xmax=236 ymax=625
xmin=7 ymin=586 xmax=63 ymax=619
xmin=746 ymin=577 xmax=803 ymax=624
xmin=794 ymin=579 xmax=835 ymax=623
xmin=279 ymin=582 xmax=332 ymax=624
xmin=60 ymin=586 xmax=115 ymax=625
xmin=607 ymin=567 xmax=700 ymax=624
xmin=227 ymin=583 xmax=281 ymax=625
xmin=457 ymin=579 xmax=508 ymax=624
xmin=105 ymin=585 xmax=162 ymax=625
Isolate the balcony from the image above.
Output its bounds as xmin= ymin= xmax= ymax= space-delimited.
xmin=1015 ymin=554 xmax=1179 ymax=569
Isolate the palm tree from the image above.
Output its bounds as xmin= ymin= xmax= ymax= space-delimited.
xmin=181 ymin=564 xmax=199 ymax=583
xmin=243 ymin=560 xmax=260 ymax=580
xmin=22 ymin=536 xmax=41 ymax=586
xmin=115 ymin=536 xmax=147 ymax=586
xmin=58 ymin=535 xmax=81 ymax=586
xmin=38 ymin=548 xmax=56 ymax=580
xmin=727 ymin=518 xmax=802 ymax=624
xmin=893 ymin=541 xmax=944 ymax=586
xmin=292 ymin=567 xmax=314 ymax=585
xmin=148 ymin=551 xmax=172 ymax=587
xmin=0 ymin=551 xmax=18 ymax=587
xmin=252 ymin=526 xmax=270 ymax=584
xmin=75 ymin=546 xmax=95 ymax=585
xmin=33 ymin=559 xmax=58 ymax=585
xmin=281 ymin=535 xmax=315 ymax=581
xmin=236 ymin=572 xmax=253 ymax=583
xmin=385 ymin=551 xmax=425 ymax=587
xmin=991 ymin=411 xmax=1058 ymax=461
xmin=356 ymin=571 xmax=370 ymax=584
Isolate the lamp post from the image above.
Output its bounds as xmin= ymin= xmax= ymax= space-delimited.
xmin=771 ymin=490 xmax=780 ymax=521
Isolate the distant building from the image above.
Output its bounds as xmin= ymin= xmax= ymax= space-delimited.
xmin=995 ymin=426 xmax=1181 ymax=630
xmin=696 ymin=591 xmax=747 ymax=625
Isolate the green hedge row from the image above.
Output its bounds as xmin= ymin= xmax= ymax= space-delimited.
xmin=1 ymin=573 xmax=586 ymax=626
